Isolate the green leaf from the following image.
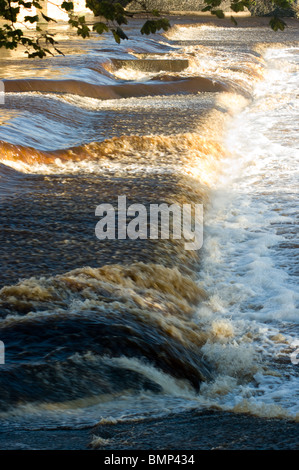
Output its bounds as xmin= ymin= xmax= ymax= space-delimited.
xmin=140 ymin=18 xmax=170 ymax=35
xmin=92 ymin=22 xmax=109 ymax=35
xmin=41 ymin=12 xmax=56 ymax=23
xmin=115 ymin=27 xmax=128 ymax=40
xmin=112 ymin=29 xmax=121 ymax=44
xmin=151 ymin=9 xmax=160 ymax=17
xmin=273 ymin=0 xmax=292 ymax=9
xmin=77 ymin=24 xmax=90 ymax=38
xmin=61 ymin=1 xmax=74 ymax=12
xmin=54 ymin=48 xmax=64 ymax=56
xmin=231 ymin=2 xmax=245 ymax=12
xmin=230 ymin=15 xmax=238 ymax=26
xmin=24 ymin=15 xmax=39 ymax=23
xmin=19 ymin=2 xmax=33 ymax=8
xmin=44 ymin=35 xmax=55 ymax=45
xmin=32 ymin=1 xmax=43 ymax=9
xmin=269 ymin=17 xmax=287 ymax=31
xmin=211 ymin=10 xmax=225 ymax=18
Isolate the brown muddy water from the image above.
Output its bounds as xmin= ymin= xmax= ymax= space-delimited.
xmin=0 ymin=16 xmax=298 ymax=450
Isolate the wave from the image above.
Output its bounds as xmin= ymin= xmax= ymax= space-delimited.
xmin=98 ymin=48 xmax=265 ymax=100
xmin=109 ymin=58 xmax=190 ymax=74
xmin=0 ymin=121 xmax=228 ymax=187
xmin=0 ymin=89 xmax=249 ymax=176
xmin=4 ymin=76 xmax=230 ymax=100
xmin=0 ymin=262 xmax=212 ymax=409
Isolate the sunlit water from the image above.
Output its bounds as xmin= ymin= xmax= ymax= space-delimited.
xmin=196 ymin=47 xmax=299 ymax=418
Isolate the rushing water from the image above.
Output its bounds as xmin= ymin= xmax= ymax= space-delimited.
xmin=0 ymin=19 xmax=298 ymax=437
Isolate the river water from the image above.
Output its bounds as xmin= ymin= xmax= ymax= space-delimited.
xmin=0 ymin=18 xmax=298 ymax=440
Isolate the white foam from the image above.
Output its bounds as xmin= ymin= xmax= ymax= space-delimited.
xmin=193 ymin=47 xmax=299 ymax=418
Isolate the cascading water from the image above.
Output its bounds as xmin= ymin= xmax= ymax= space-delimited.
xmin=0 ymin=19 xmax=298 ymax=448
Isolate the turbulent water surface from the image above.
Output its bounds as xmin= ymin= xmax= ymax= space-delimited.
xmin=0 ymin=17 xmax=298 ymax=444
